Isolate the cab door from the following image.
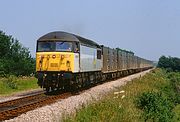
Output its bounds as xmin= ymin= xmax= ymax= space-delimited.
xmin=73 ymin=42 xmax=80 ymax=73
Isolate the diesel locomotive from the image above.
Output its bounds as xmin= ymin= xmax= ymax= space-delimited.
xmin=36 ymin=31 xmax=153 ymax=92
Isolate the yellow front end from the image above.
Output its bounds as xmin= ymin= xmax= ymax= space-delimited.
xmin=36 ymin=52 xmax=75 ymax=72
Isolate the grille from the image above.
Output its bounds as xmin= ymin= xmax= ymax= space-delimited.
xmin=50 ymin=63 xmax=58 ymax=67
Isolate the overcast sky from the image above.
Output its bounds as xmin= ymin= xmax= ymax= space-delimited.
xmin=0 ymin=0 xmax=180 ymax=61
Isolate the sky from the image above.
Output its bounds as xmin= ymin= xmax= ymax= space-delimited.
xmin=0 ymin=0 xmax=180 ymax=61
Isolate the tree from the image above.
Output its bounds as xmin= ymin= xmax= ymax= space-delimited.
xmin=0 ymin=31 xmax=11 ymax=58
xmin=0 ymin=30 xmax=35 ymax=76
xmin=158 ymin=56 xmax=180 ymax=72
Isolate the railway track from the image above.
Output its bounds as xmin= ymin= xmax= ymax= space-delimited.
xmin=0 ymin=91 xmax=45 ymax=110
xmin=0 ymin=91 xmax=72 ymax=121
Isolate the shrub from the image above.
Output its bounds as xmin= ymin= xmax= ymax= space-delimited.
xmin=3 ymin=75 xmax=18 ymax=89
xmin=136 ymin=91 xmax=173 ymax=122
xmin=158 ymin=56 xmax=180 ymax=72
xmin=167 ymin=72 xmax=180 ymax=104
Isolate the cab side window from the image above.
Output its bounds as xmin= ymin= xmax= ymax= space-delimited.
xmin=74 ymin=42 xmax=79 ymax=53
xmin=97 ymin=50 xmax=101 ymax=59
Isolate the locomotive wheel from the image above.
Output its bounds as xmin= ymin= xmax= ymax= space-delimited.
xmin=46 ymin=87 xmax=50 ymax=92
xmin=51 ymin=87 xmax=56 ymax=92
xmin=64 ymin=83 xmax=71 ymax=92
xmin=69 ymin=81 xmax=79 ymax=93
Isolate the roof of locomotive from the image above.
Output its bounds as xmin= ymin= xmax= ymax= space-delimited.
xmin=37 ymin=31 xmax=101 ymax=48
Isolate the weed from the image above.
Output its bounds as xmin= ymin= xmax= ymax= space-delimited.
xmin=172 ymin=104 xmax=180 ymax=121
xmin=136 ymin=91 xmax=174 ymax=122
xmin=3 ymin=75 xmax=18 ymax=89
xmin=167 ymin=72 xmax=180 ymax=103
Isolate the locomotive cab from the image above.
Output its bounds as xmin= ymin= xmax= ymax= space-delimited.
xmin=36 ymin=41 xmax=80 ymax=72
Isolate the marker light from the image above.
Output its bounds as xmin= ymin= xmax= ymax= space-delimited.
xmin=52 ymin=55 xmax=56 ymax=59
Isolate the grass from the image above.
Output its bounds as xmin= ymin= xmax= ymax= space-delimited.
xmin=0 ymin=76 xmax=39 ymax=96
xmin=172 ymin=104 xmax=180 ymax=121
xmin=64 ymin=69 xmax=180 ymax=122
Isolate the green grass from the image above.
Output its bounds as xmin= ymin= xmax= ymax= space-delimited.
xmin=172 ymin=104 xmax=180 ymax=121
xmin=64 ymin=69 xmax=180 ymax=122
xmin=0 ymin=76 xmax=39 ymax=96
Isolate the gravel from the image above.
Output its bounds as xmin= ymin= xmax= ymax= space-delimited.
xmin=4 ymin=69 xmax=152 ymax=122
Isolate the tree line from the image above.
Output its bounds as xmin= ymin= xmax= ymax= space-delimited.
xmin=0 ymin=31 xmax=35 ymax=76
xmin=158 ymin=56 xmax=180 ymax=72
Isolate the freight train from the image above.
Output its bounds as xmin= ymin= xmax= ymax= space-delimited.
xmin=36 ymin=31 xmax=153 ymax=92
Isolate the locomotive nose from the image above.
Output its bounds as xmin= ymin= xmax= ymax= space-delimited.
xmin=36 ymin=52 xmax=74 ymax=72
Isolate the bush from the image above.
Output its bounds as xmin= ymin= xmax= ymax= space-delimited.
xmin=3 ymin=75 xmax=18 ymax=89
xmin=158 ymin=56 xmax=180 ymax=72
xmin=136 ymin=91 xmax=173 ymax=122
xmin=167 ymin=72 xmax=180 ymax=104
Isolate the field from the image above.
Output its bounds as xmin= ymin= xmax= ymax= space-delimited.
xmin=64 ymin=69 xmax=180 ymax=122
xmin=0 ymin=76 xmax=39 ymax=96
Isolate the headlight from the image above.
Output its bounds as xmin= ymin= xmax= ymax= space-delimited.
xmin=52 ymin=55 xmax=56 ymax=59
